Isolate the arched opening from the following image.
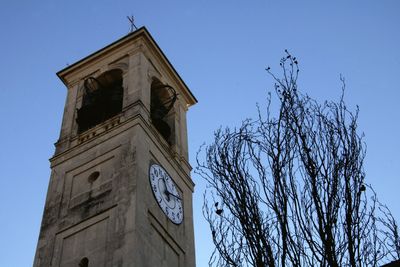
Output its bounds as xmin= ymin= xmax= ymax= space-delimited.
xmin=79 ymin=257 xmax=89 ymax=267
xmin=77 ymin=69 xmax=123 ymax=133
xmin=150 ymin=79 xmax=177 ymax=144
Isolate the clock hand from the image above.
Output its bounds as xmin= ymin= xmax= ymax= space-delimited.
xmin=165 ymin=191 xmax=182 ymax=201
xmin=163 ymin=175 xmax=172 ymax=193
xmin=161 ymin=174 xmax=180 ymax=201
xmin=161 ymin=178 xmax=171 ymax=201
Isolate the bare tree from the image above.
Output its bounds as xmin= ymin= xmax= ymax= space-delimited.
xmin=196 ymin=51 xmax=399 ymax=267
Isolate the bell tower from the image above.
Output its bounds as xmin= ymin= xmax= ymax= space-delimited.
xmin=33 ymin=27 xmax=197 ymax=267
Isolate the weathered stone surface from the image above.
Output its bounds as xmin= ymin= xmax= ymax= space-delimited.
xmin=34 ymin=27 xmax=196 ymax=267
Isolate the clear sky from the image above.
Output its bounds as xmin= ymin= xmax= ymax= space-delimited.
xmin=0 ymin=1 xmax=399 ymax=266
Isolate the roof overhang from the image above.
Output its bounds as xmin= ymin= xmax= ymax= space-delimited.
xmin=57 ymin=27 xmax=197 ymax=107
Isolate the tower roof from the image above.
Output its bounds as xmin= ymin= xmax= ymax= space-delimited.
xmin=57 ymin=27 xmax=197 ymax=106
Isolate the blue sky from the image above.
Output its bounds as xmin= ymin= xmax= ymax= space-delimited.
xmin=0 ymin=1 xmax=399 ymax=266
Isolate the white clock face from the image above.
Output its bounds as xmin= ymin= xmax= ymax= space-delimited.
xmin=149 ymin=163 xmax=183 ymax=224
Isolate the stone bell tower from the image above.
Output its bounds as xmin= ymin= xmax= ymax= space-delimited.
xmin=33 ymin=27 xmax=197 ymax=267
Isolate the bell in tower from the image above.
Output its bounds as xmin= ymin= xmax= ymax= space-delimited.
xmin=33 ymin=27 xmax=197 ymax=267
xmin=77 ymin=69 xmax=124 ymax=133
xmin=150 ymin=80 xmax=177 ymax=144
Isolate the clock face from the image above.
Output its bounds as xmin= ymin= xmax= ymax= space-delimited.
xmin=149 ymin=163 xmax=183 ymax=224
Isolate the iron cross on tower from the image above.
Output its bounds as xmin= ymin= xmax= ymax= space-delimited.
xmin=127 ymin=15 xmax=138 ymax=32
